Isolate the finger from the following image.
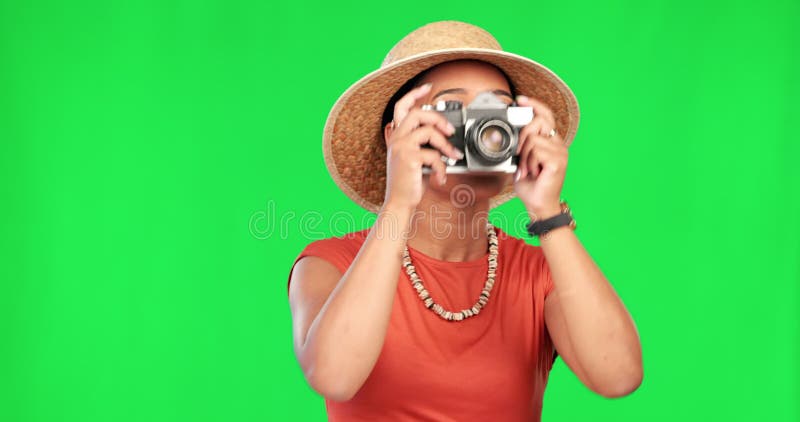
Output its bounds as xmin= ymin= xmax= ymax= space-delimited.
xmin=394 ymin=83 xmax=433 ymax=125
xmin=528 ymin=145 xmax=541 ymax=179
xmin=419 ymin=148 xmax=448 ymax=185
xmin=408 ymin=126 xmax=463 ymax=160
xmin=518 ymin=128 xmax=535 ymax=179
xmin=521 ymin=135 xmax=560 ymax=160
xmin=532 ymin=147 xmax=557 ymax=178
xmin=517 ymin=125 xmax=550 ymax=179
xmin=516 ymin=95 xmax=555 ymax=124
xmin=525 ymin=133 xmax=561 ymax=152
xmin=395 ymin=108 xmax=456 ymax=140
xmin=520 ymin=134 xmax=559 ymax=179
xmin=517 ymin=116 xmax=555 ymax=153
xmin=518 ymin=136 xmax=529 ymax=180
xmin=538 ymin=137 xmax=568 ymax=175
xmin=525 ymin=136 xmax=562 ymax=178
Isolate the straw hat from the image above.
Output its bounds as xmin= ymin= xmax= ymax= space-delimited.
xmin=322 ymin=20 xmax=580 ymax=213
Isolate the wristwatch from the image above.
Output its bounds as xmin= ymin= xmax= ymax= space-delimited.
xmin=526 ymin=200 xmax=577 ymax=237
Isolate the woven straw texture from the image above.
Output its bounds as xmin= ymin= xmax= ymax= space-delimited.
xmin=323 ymin=21 xmax=580 ymax=213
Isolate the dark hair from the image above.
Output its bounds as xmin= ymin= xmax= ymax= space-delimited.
xmin=380 ymin=60 xmax=517 ymax=138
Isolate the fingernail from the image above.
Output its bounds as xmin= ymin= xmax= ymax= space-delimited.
xmin=514 ymin=170 xmax=521 ymax=182
xmin=455 ymin=149 xmax=464 ymax=159
xmin=446 ymin=122 xmax=456 ymax=134
xmin=516 ymin=95 xmax=528 ymax=103
xmin=440 ymin=176 xmax=447 ymax=185
xmin=421 ymin=83 xmax=433 ymax=90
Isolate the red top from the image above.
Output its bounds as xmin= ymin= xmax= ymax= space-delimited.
xmin=287 ymin=227 xmax=557 ymax=421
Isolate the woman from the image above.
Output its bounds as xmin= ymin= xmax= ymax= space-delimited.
xmin=287 ymin=21 xmax=642 ymax=421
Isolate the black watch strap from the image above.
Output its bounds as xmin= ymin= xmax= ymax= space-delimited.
xmin=527 ymin=212 xmax=574 ymax=237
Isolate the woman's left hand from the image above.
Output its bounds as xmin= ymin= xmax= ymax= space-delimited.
xmin=513 ymin=95 xmax=569 ymax=219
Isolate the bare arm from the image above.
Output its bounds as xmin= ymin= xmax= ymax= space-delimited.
xmin=540 ymin=223 xmax=643 ymax=398
xmin=512 ymin=95 xmax=642 ymax=397
xmin=289 ymin=205 xmax=413 ymax=401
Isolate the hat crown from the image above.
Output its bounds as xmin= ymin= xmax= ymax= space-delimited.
xmin=381 ymin=21 xmax=502 ymax=67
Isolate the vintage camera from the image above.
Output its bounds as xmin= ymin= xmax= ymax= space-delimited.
xmin=422 ymin=91 xmax=533 ymax=174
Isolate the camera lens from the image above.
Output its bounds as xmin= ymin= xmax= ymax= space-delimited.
xmin=469 ymin=119 xmax=513 ymax=164
xmin=479 ymin=126 xmax=508 ymax=154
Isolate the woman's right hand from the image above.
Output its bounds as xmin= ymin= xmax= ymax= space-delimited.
xmin=383 ymin=83 xmax=464 ymax=211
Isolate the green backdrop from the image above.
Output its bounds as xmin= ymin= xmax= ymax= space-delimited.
xmin=2 ymin=0 xmax=798 ymax=421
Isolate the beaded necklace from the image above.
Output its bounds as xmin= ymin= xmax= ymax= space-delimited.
xmin=401 ymin=223 xmax=498 ymax=322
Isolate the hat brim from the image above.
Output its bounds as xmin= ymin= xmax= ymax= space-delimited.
xmin=323 ymin=48 xmax=580 ymax=213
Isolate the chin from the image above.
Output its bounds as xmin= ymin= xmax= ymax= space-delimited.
xmin=426 ymin=172 xmax=512 ymax=203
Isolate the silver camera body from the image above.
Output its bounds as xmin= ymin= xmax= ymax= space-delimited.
xmin=422 ymin=91 xmax=534 ymax=174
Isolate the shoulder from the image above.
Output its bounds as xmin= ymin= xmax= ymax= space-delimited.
xmin=287 ymin=229 xmax=370 ymax=295
xmin=495 ymin=226 xmax=544 ymax=261
xmin=293 ymin=229 xmax=370 ymax=271
xmin=301 ymin=229 xmax=370 ymax=254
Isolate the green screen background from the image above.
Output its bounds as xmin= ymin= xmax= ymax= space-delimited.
xmin=2 ymin=0 xmax=798 ymax=420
